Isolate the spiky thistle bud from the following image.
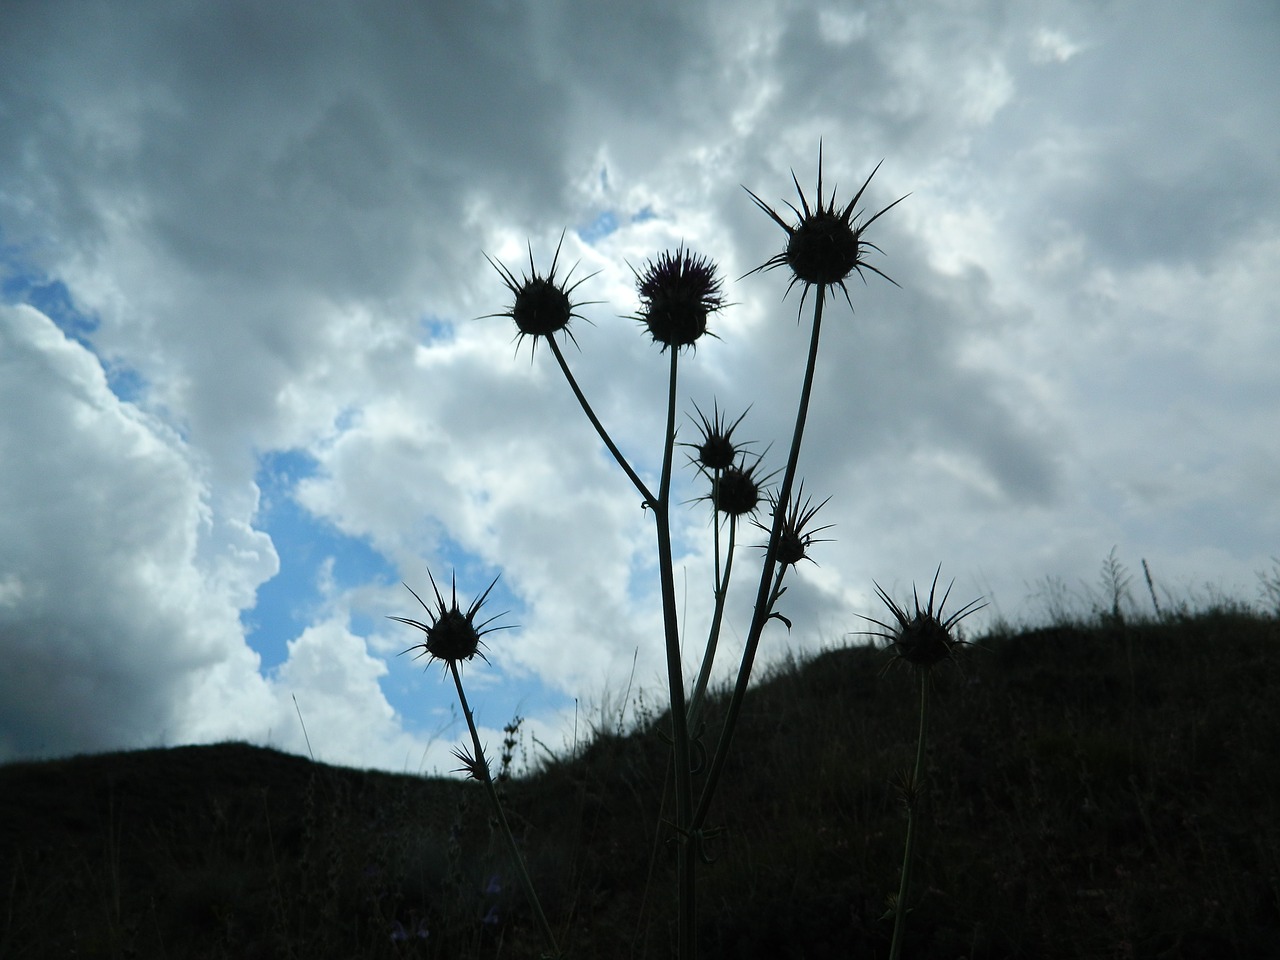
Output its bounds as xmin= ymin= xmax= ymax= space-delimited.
xmin=863 ymin=566 xmax=986 ymax=670
xmin=709 ymin=455 xmax=768 ymax=517
xmin=390 ymin=570 xmax=509 ymax=669
xmin=684 ymin=400 xmax=752 ymax=473
xmin=744 ymin=144 xmax=907 ymax=312
xmin=755 ymin=483 xmax=833 ymax=567
xmin=485 ymin=233 xmax=597 ymax=353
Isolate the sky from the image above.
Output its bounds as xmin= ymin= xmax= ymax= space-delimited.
xmin=2 ymin=0 xmax=1277 ymax=775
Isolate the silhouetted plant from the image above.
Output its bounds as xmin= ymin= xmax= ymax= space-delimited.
xmin=863 ymin=566 xmax=984 ymax=960
xmin=395 ymin=146 xmax=908 ymax=959
xmin=391 ymin=572 xmax=560 ymax=957
xmin=1257 ymin=556 xmax=1280 ymax=617
xmin=1096 ymin=546 xmax=1134 ymax=627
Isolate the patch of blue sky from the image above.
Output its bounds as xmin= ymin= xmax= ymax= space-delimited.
xmin=101 ymin=364 xmax=146 ymax=403
xmin=577 ymin=210 xmax=620 ymax=244
xmin=249 ymin=448 xmax=400 ymax=670
xmin=577 ymin=206 xmax=660 ymax=245
xmin=332 ymin=405 xmax=361 ymax=434
xmin=2 ymin=271 xmax=97 ymax=345
xmin=418 ymin=314 xmax=454 ymax=342
xmin=2 ymin=256 xmax=147 ymax=403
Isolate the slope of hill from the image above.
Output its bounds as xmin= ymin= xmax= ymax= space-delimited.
xmin=3 ymin=606 xmax=1277 ymax=959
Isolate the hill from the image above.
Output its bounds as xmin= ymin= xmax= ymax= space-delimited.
xmin=2 ymin=606 xmax=1278 ymax=958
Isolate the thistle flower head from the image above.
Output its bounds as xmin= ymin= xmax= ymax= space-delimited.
xmin=684 ymin=400 xmax=753 ymax=473
xmin=743 ymin=144 xmax=907 ymax=313
xmin=863 ymin=566 xmax=986 ymax=670
xmin=755 ymin=483 xmax=833 ymax=567
xmin=708 ymin=453 xmax=770 ymax=518
xmin=390 ymin=570 xmax=510 ymax=669
xmin=484 ymin=232 xmax=598 ymax=354
xmin=632 ymin=245 xmax=724 ymax=351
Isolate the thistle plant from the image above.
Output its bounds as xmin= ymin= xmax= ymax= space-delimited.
xmin=394 ymin=147 xmax=910 ymax=958
xmin=390 ymin=571 xmax=562 ymax=957
xmin=864 ymin=567 xmax=985 ymax=960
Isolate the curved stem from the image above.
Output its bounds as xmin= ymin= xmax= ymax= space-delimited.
xmin=693 ymin=286 xmax=826 ymax=831
xmin=890 ymin=669 xmax=931 ymax=960
xmin=547 ymin=335 xmax=655 ymax=506
xmin=652 ymin=348 xmax=697 ymax=959
xmin=450 ymin=662 xmax=561 ymax=958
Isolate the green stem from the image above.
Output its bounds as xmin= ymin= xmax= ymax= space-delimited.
xmin=547 ymin=335 xmax=656 ymax=506
xmin=693 ymin=286 xmax=827 ymax=831
xmin=652 ymin=348 xmax=697 ymax=959
xmin=890 ymin=669 xmax=931 ymax=960
xmin=450 ymin=662 xmax=561 ymax=958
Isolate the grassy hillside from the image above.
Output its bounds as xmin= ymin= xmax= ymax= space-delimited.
xmin=3 ymin=604 xmax=1278 ymax=959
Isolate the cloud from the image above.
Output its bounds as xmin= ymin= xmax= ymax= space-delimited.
xmin=0 ymin=304 xmax=262 ymax=756
xmin=2 ymin=0 xmax=1277 ymax=768
xmin=0 ymin=305 xmax=462 ymax=770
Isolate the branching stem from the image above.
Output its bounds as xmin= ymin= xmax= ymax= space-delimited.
xmin=547 ymin=336 xmax=655 ymax=506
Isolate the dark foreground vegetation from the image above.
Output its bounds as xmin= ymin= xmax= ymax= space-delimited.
xmin=3 ymin=603 xmax=1278 ymax=959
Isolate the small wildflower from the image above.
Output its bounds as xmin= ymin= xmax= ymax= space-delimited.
xmin=390 ymin=917 xmax=430 ymax=942
xmin=755 ymin=482 xmax=833 ymax=567
xmin=684 ymin=400 xmax=752 ymax=472
xmin=863 ymin=566 xmax=986 ymax=669
xmin=632 ymin=245 xmax=724 ymax=351
xmin=485 ymin=232 xmax=598 ymax=354
xmin=744 ymin=144 xmax=907 ymax=312
xmin=390 ymin=570 xmax=510 ymax=669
